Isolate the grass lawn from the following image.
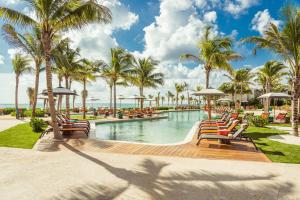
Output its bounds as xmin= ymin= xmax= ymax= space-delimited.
xmin=70 ymin=115 xmax=104 ymax=120
xmin=245 ymin=126 xmax=300 ymax=164
xmin=0 ymin=123 xmax=42 ymax=149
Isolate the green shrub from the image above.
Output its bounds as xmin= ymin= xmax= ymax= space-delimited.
xmin=156 ymin=106 xmax=172 ymax=110
xmin=249 ymin=116 xmax=269 ymax=127
xmin=3 ymin=108 xmax=15 ymax=115
xmin=10 ymin=109 xmax=45 ymax=117
xmin=236 ymin=108 xmax=244 ymax=114
xmin=30 ymin=118 xmax=47 ymax=132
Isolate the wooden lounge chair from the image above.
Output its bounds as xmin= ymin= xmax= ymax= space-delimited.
xmin=56 ymin=116 xmax=90 ymax=131
xmin=198 ymin=120 xmax=239 ymax=138
xmin=47 ymin=122 xmax=89 ymax=136
xmin=197 ymin=124 xmax=257 ymax=150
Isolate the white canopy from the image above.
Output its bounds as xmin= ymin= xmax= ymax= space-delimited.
xmin=217 ymin=98 xmax=233 ymax=102
xmin=90 ymin=97 xmax=100 ymax=101
xmin=144 ymin=98 xmax=156 ymax=102
xmin=258 ymin=92 xmax=291 ymax=99
xmin=126 ymin=95 xmax=146 ymax=99
xmin=41 ymin=87 xmax=77 ymax=96
xmin=192 ymin=89 xmax=225 ymax=96
xmin=117 ymin=95 xmax=125 ymax=100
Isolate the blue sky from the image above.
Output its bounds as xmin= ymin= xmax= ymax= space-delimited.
xmin=0 ymin=0 xmax=294 ymax=103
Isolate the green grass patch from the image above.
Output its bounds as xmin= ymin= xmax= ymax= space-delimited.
xmin=70 ymin=115 xmax=104 ymax=120
xmin=0 ymin=123 xmax=42 ymax=149
xmin=245 ymin=126 xmax=300 ymax=164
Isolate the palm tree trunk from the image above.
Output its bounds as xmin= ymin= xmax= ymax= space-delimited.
xmin=140 ymin=87 xmax=144 ymax=110
xmin=113 ymin=83 xmax=117 ymax=118
xmin=176 ymin=93 xmax=178 ymax=106
xmin=57 ymin=77 xmax=62 ymax=113
xmin=65 ymin=76 xmax=70 ymax=117
xmin=292 ymin=77 xmax=299 ymax=136
xmin=32 ymin=62 xmax=40 ymax=118
xmin=15 ymin=75 xmax=19 ymax=119
xmin=205 ymin=69 xmax=212 ymax=119
xmin=83 ymin=80 xmax=87 ymax=120
xmin=109 ymin=85 xmax=113 ymax=109
xmin=73 ymin=95 xmax=76 ymax=110
xmin=42 ymin=32 xmax=61 ymax=139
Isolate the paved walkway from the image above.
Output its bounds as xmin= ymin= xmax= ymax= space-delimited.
xmin=0 ymin=147 xmax=300 ymax=200
xmin=0 ymin=118 xmax=26 ymax=132
xmin=267 ymin=126 xmax=300 ymax=146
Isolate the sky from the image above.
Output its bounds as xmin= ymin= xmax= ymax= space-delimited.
xmin=0 ymin=0 xmax=293 ymax=104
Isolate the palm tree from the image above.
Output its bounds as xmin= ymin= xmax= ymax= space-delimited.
xmin=224 ymin=68 xmax=254 ymax=109
xmin=72 ymin=90 xmax=77 ymax=110
xmin=101 ymin=48 xmax=132 ymax=117
xmin=166 ymin=91 xmax=174 ymax=106
xmin=175 ymin=83 xmax=185 ymax=106
xmin=75 ymin=60 xmax=98 ymax=119
xmin=12 ymin=54 xmax=31 ymax=119
xmin=180 ymin=26 xmax=240 ymax=89
xmin=161 ymin=96 xmax=165 ymax=106
xmin=182 ymin=82 xmax=190 ymax=106
xmin=180 ymin=95 xmax=185 ymax=105
xmin=243 ymin=5 xmax=300 ymax=136
xmin=194 ymin=85 xmax=203 ymax=106
xmin=27 ymin=87 xmax=35 ymax=108
xmin=256 ymin=61 xmax=287 ymax=112
xmin=148 ymin=94 xmax=154 ymax=107
xmin=2 ymin=25 xmax=44 ymax=118
xmin=0 ymin=0 xmax=112 ymax=138
xmin=157 ymin=92 xmax=161 ymax=107
xmin=130 ymin=57 xmax=164 ymax=109
xmin=53 ymin=43 xmax=81 ymax=117
xmin=219 ymin=82 xmax=235 ymax=100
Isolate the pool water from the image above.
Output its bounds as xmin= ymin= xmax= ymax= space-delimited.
xmin=94 ymin=111 xmax=207 ymax=144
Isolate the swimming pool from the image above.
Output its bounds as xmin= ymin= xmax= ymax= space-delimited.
xmin=92 ymin=111 xmax=207 ymax=144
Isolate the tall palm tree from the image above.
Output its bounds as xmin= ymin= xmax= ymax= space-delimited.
xmin=175 ymin=83 xmax=185 ymax=106
xmin=101 ymin=48 xmax=132 ymax=117
xmin=224 ymin=68 xmax=254 ymax=109
xmin=182 ymin=82 xmax=190 ymax=106
xmin=256 ymin=61 xmax=287 ymax=93
xmin=130 ymin=57 xmax=164 ymax=109
xmin=2 ymin=25 xmax=44 ymax=118
xmin=194 ymin=85 xmax=203 ymax=106
xmin=166 ymin=91 xmax=174 ymax=106
xmin=27 ymin=87 xmax=35 ymax=108
xmin=72 ymin=90 xmax=77 ymax=110
xmin=180 ymin=95 xmax=185 ymax=106
xmin=53 ymin=43 xmax=81 ymax=117
xmin=256 ymin=61 xmax=287 ymax=112
xmin=243 ymin=5 xmax=300 ymax=136
xmin=180 ymin=26 xmax=240 ymax=89
xmin=161 ymin=96 xmax=165 ymax=106
xmin=12 ymin=54 xmax=31 ymax=119
xmin=0 ymin=0 xmax=112 ymax=138
xmin=75 ymin=59 xmax=98 ymax=119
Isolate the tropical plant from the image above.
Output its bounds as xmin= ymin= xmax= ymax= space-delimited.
xmin=224 ymin=68 xmax=254 ymax=108
xmin=100 ymin=48 xmax=132 ymax=117
xmin=72 ymin=90 xmax=77 ymax=109
xmin=161 ymin=96 xmax=165 ymax=106
xmin=130 ymin=57 xmax=164 ymax=109
xmin=0 ymin=0 xmax=112 ymax=138
xmin=193 ymin=85 xmax=203 ymax=106
xmin=180 ymin=26 xmax=240 ymax=89
xmin=166 ymin=91 xmax=174 ymax=106
xmin=174 ymin=83 xmax=185 ymax=106
xmin=12 ymin=54 xmax=31 ymax=119
xmin=27 ymin=87 xmax=35 ymax=108
xmin=53 ymin=42 xmax=81 ymax=117
xmin=75 ymin=59 xmax=98 ymax=119
xmin=2 ymin=25 xmax=44 ymax=118
xmin=243 ymin=5 xmax=300 ymax=136
xmin=180 ymin=95 xmax=185 ymax=105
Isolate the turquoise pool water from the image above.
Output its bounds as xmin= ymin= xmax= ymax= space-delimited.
xmin=93 ymin=111 xmax=207 ymax=144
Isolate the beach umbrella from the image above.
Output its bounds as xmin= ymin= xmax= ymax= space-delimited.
xmin=126 ymin=95 xmax=146 ymax=108
xmin=37 ymin=95 xmax=57 ymax=111
xmin=217 ymin=98 xmax=232 ymax=107
xmin=258 ymin=92 xmax=291 ymax=116
xmin=144 ymin=98 xmax=156 ymax=107
xmin=41 ymin=86 xmax=77 ymax=96
xmin=192 ymin=89 xmax=225 ymax=120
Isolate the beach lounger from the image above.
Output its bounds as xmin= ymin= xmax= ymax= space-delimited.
xmin=274 ymin=113 xmax=287 ymax=123
xmin=197 ymin=124 xmax=257 ymax=150
xmin=198 ymin=120 xmax=239 ymax=138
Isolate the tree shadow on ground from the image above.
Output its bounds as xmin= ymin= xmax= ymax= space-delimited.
xmin=53 ymin=142 xmax=295 ymax=200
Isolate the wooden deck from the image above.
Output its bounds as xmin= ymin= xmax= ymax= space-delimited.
xmin=38 ymin=131 xmax=270 ymax=163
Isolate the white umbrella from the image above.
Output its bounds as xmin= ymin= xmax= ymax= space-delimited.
xmin=217 ymin=98 xmax=233 ymax=102
xmin=41 ymin=86 xmax=77 ymax=96
xmin=192 ymin=89 xmax=225 ymax=120
xmin=89 ymin=97 xmax=100 ymax=109
xmin=117 ymin=95 xmax=125 ymax=108
xmin=258 ymin=92 xmax=291 ymax=116
xmin=258 ymin=92 xmax=292 ymax=99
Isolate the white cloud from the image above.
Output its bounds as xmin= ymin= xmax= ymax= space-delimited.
xmin=64 ymin=0 xmax=138 ymax=62
xmin=138 ymin=0 xmax=218 ymax=64
xmin=7 ymin=48 xmax=24 ymax=59
xmin=251 ymin=9 xmax=280 ymax=35
xmin=0 ymin=55 xmax=4 ymax=64
xmin=204 ymin=11 xmax=217 ymax=23
xmin=224 ymin=0 xmax=259 ymax=17
xmin=1 ymin=0 xmax=21 ymax=4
